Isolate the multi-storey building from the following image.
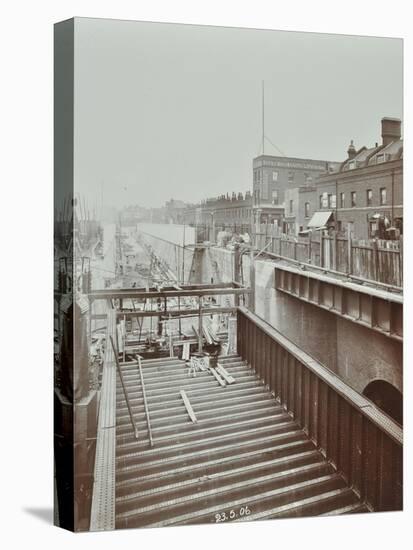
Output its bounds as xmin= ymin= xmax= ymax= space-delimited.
xmin=282 ymin=118 xmax=403 ymax=239
xmin=283 ymin=186 xmax=318 ymax=235
xmin=311 ymin=117 xmax=403 ymax=239
xmin=183 ymin=192 xmax=257 ymax=241
xmin=252 ymin=154 xmax=339 ymax=225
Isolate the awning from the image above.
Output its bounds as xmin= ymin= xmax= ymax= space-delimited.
xmin=307 ymin=211 xmax=333 ymax=229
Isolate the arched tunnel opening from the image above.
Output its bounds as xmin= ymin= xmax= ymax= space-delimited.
xmin=363 ymin=380 xmax=403 ymax=426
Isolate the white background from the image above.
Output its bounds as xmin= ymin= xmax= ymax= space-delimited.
xmin=0 ymin=1 xmax=411 ymax=548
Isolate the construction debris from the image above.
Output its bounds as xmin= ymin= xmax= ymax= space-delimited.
xmin=182 ymin=341 xmax=190 ymax=361
xmin=209 ymin=367 xmax=226 ymax=387
xmin=187 ymin=354 xmax=209 ymax=377
xmin=216 ymin=363 xmax=236 ymax=385
xmin=180 ymin=389 xmax=198 ymax=423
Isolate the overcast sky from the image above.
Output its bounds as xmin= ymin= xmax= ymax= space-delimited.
xmin=73 ymin=17 xmax=402 ymax=211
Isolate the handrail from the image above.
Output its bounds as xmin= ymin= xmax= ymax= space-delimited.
xmin=109 ymin=336 xmax=139 ymax=441
xmin=137 ymin=354 xmax=154 ymax=447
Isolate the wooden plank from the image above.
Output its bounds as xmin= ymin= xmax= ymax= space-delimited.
xmin=180 ymin=389 xmax=198 ymax=423
xmin=182 ymin=342 xmax=190 ymax=361
xmin=216 ymin=364 xmax=235 ymax=384
xmin=205 ymin=320 xmax=218 ymax=341
xmin=210 ymin=367 xmax=226 ymax=387
xmin=202 ymin=325 xmax=214 ymax=345
xmin=220 ymin=342 xmax=229 ymax=356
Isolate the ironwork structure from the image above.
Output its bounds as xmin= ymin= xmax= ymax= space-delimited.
xmin=274 ymin=262 xmax=402 ymax=342
xmin=237 ymin=307 xmax=402 ymax=512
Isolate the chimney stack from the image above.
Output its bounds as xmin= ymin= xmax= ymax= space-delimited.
xmin=347 ymin=140 xmax=356 ymax=159
xmin=381 ymin=117 xmax=401 ymax=146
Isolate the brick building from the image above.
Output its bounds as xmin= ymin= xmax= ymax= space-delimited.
xmin=183 ymin=191 xmax=256 ymax=241
xmin=283 ymin=186 xmax=318 ymax=235
xmin=310 ymin=117 xmax=403 ymax=239
xmin=252 ymin=154 xmax=339 ymax=219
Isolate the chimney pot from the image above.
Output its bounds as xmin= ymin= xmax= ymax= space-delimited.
xmin=347 ymin=140 xmax=356 ymax=159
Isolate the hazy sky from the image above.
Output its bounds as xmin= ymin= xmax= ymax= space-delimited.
xmin=73 ymin=18 xmax=403 ymax=211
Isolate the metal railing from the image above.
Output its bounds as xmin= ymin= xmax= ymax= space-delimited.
xmin=237 ymin=306 xmax=403 ymax=512
xmin=137 ymin=355 xmax=155 ymax=447
xmin=109 ymin=335 xmax=139 ymax=441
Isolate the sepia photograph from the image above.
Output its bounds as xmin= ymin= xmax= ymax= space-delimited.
xmin=53 ymin=17 xmax=403 ymax=532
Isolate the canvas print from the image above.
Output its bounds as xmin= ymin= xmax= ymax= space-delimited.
xmin=54 ymin=18 xmax=403 ymax=532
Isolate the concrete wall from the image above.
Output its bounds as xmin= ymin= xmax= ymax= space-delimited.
xmin=137 ymin=223 xmax=196 ymax=246
xmin=200 ymin=247 xmax=235 ymax=284
xmin=137 ymin=230 xmax=197 ymax=284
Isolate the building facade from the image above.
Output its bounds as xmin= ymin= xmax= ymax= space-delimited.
xmin=184 ymin=192 xmax=255 ymax=241
xmin=252 ymin=154 xmax=339 ymax=213
xmin=283 ymin=186 xmax=318 ymax=235
xmin=312 ymin=118 xmax=403 ymax=239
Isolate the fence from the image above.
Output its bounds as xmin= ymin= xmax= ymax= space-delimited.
xmin=237 ymin=307 xmax=403 ymax=512
xmin=196 ymin=223 xmax=251 ymax=244
xmin=253 ymin=224 xmax=403 ymax=288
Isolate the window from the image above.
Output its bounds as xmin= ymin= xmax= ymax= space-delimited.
xmin=320 ymin=193 xmax=328 ymax=208
xmin=348 ymin=161 xmax=356 ymax=170
xmin=380 ymin=187 xmax=387 ymax=205
xmin=304 ymin=202 xmax=310 ymax=218
xmin=272 ymin=171 xmax=278 ymax=181
xmin=351 ymin=191 xmax=356 ymax=207
xmin=272 ymin=190 xmax=278 ymax=204
xmin=340 ymin=192 xmax=345 ymax=208
xmin=289 ymin=200 xmax=293 ymax=214
xmin=366 ymin=189 xmax=372 ymax=206
xmin=304 ymin=173 xmax=313 ymax=184
xmin=288 ymin=171 xmax=295 ymax=183
xmin=328 ymin=194 xmax=336 ymax=208
xmin=319 ymin=195 xmax=323 ymax=209
xmin=376 ymin=154 xmax=385 ymax=164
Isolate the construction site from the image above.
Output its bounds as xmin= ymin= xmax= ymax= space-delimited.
xmin=53 ymin=210 xmax=403 ymax=531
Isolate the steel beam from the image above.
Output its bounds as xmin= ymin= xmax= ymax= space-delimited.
xmin=114 ymin=306 xmax=236 ymax=318
xmin=88 ymin=283 xmax=250 ymax=301
xmin=275 ymin=264 xmax=402 ymax=341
